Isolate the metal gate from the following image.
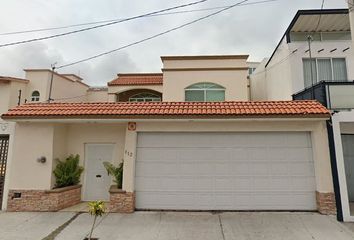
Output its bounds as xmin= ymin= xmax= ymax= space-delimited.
xmin=0 ymin=136 xmax=9 ymax=209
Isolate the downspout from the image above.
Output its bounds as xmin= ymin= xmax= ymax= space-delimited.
xmin=326 ymin=117 xmax=343 ymax=221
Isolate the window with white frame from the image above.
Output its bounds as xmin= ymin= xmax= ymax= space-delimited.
xmin=185 ymin=82 xmax=225 ymax=102
xmin=129 ymin=92 xmax=161 ymax=102
xmin=302 ymin=58 xmax=348 ymax=88
xmin=31 ymin=91 xmax=40 ymax=102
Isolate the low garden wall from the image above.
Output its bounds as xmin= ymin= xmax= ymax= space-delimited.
xmin=7 ymin=185 xmax=81 ymax=212
xmin=109 ymin=186 xmax=135 ymax=213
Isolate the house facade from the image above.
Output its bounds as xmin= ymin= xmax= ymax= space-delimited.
xmin=0 ymin=70 xmax=108 ymax=209
xmin=1 ymin=55 xmax=336 ymax=215
xmin=251 ymin=8 xmax=354 ymax=222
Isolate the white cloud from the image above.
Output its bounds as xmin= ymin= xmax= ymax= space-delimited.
xmin=0 ymin=0 xmax=348 ymax=85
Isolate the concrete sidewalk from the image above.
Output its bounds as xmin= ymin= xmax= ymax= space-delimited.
xmin=0 ymin=211 xmax=353 ymax=240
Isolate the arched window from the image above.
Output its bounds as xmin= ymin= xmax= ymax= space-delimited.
xmin=31 ymin=91 xmax=40 ymax=102
xmin=185 ymin=83 xmax=225 ymax=102
xmin=129 ymin=92 xmax=161 ymax=102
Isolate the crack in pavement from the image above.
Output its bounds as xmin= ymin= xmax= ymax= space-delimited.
xmin=218 ymin=214 xmax=226 ymax=240
xmin=41 ymin=212 xmax=82 ymax=240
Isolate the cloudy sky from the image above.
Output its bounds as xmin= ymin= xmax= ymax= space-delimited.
xmin=0 ymin=0 xmax=348 ymax=86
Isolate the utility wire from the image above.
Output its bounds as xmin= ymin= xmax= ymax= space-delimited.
xmin=0 ymin=0 xmax=209 ymax=48
xmin=0 ymin=0 xmax=277 ymax=36
xmin=57 ymin=0 xmax=249 ymax=69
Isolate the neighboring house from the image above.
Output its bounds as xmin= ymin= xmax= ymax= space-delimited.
xmin=0 ymin=70 xmax=107 ymax=210
xmin=251 ymin=8 xmax=354 ymax=222
xmin=251 ymin=9 xmax=354 ymax=101
xmin=0 ymin=55 xmax=336 ymax=217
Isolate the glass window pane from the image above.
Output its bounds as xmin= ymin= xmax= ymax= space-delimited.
xmin=303 ymin=59 xmax=317 ymax=88
xmin=317 ymin=59 xmax=332 ymax=82
xmin=206 ymin=90 xmax=225 ymax=101
xmin=185 ymin=90 xmax=204 ymax=101
xmin=332 ymin=58 xmax=348 ymax=81
xmin=322 ymin=32 xmax=352 ymax=41
xmin=291 ymin=32 xmax=321 ymax=42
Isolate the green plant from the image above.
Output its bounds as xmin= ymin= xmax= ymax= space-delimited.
xmin=88 ymin=201 xmax=106 ymax=240
xmin=103 ymin=161 xmax=123 ymax=189
xmin=53 ymin=154 xmax=84 ymax=188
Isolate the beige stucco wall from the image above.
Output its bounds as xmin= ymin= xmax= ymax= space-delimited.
xmin=8 ymin=123 xmax=54 ymax=190
xmin=7 ymin=123 xmax=126 ymax=191
xmin=50 ymin=74 xmax=88 ymax=102
xmin=162 ymin=58 xmax=248 ymax=69
xmin=162 ymin=57 xmax=249 ymax=102
xmin=24 ymin=71 xmax=51 ymax=102
xmin=120 ymin=120 xmax=333 ymax=193
xmin=163 ymin=70 xmax=249 ymax=102
xmin=0 ymin=83 xmax=11 ymax=115
xmin=87 ymin=90 xmax=109 ymax=102
xmin=25 ymin=70 xmax=89 ymax=103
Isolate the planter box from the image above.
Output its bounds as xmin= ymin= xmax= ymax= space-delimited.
xmin=7 ymin=185 xmax=81 ymax=212
xmin=109 ymin=186 xmax=135 ymax=213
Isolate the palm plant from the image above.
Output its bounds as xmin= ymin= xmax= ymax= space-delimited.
xmin=103 ymin=161 xmax=123 ymax=189
xmin=53 ymin=154 xmax=84 ymax=188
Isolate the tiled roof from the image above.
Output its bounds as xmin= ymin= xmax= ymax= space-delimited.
xmin=2 ymin=101 xmax=329 ymax=119
xmin=108 ymin=73 xmax=163 ymax=86
xmin=0 ymin=76 xmax=29 ymax=83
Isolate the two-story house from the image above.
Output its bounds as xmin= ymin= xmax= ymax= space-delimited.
xmin=1 ymin=55 xmax=334 ymax=217
xmin=0 ymin=70 xmax=108 ymax=209
xmin=251 ymin=8 xmax=354 ymax=222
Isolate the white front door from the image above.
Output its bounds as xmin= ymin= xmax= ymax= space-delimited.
xmin=84 ymin=144 xmax=114 ymax=201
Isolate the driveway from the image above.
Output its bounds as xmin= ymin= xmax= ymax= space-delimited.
xmin=0 ymin=211 xmax=353 ymax=240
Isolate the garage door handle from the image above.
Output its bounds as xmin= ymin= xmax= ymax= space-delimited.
xmin=96 ymin=175 xmax=102 ymax=178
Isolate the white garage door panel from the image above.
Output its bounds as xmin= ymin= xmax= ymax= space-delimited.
xmin=135 ymin=132 xmax=316 ymax=210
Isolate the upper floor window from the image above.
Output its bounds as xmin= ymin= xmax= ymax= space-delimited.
xmin=31 ymin=91 xmax=40 ymax=102
xmin=303 ymin=58 xmax=347 ymax=88
xmin=185 ymin=83 xmax=225 ymax=102
xmin=129 ymin=92 xmax=161 ymax=102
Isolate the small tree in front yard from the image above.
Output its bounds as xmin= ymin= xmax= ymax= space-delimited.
xmin=88 ymin=201 xmax=106 ymax=240
xmin=53 ymin=154 xmax=84 ymax=188
xmin=103 ymin=161 xmax=123 ymax=189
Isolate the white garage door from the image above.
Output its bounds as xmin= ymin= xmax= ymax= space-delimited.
xmin=135 ymin=132 xmax=316 ymax=210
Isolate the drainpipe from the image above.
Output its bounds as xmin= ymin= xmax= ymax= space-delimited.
xmin=326 ymin=116 xmax=343 ymax=221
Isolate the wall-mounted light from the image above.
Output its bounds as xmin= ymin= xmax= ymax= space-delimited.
xmin=37 ymin=156 xmax=46 ymax=163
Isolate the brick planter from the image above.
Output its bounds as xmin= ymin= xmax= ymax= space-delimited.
xmin=109 ymin=186 xmax=135 ymax=213
xmin=316 ymin=191 xmax=336 ymax=215
xmin=7 ymin=185 xmax=81 ymax=212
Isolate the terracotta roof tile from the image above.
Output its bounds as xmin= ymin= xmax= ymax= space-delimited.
xmin=1 ymin=101 xmax=329 ymax=120
xmin=108 ymin=73 xmax=163 ymax=86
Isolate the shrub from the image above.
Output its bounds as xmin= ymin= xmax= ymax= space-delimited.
xmin=53 ymin=154 xmax=84 ymax=188
xmin=103 ymin=161 xmax=123 ymax=189
xmin=88 ymin=201 xmax=106 ymax=240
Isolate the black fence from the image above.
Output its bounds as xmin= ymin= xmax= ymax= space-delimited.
xmin=292 ymin=81 xmax=354 ymax=109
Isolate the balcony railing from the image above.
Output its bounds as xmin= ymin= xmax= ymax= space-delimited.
xmin=292 ymin=81 xmax=354 ymax=110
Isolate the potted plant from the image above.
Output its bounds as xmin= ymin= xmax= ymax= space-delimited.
xmin=103 ymin=161 xmax=123 ymax=189
xmin=53 ymin=154 xmax=84 ymax=188
xmin=86 ymin=201 xmax=106 ymax=240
